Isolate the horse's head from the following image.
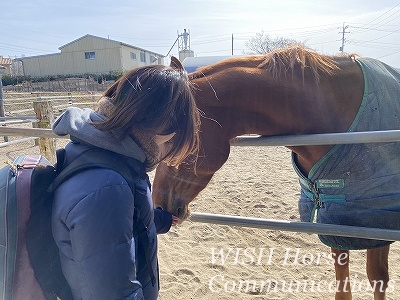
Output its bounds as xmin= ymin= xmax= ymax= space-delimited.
xmin=152 ymin=162 xmax=212 ymax=221
xmin=153 ymin=115 xmax=231 ymax=221
xmin=153 ymin=55 xmax=257 ymax=221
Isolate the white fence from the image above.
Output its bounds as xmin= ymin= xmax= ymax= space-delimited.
xmin=230 ymin=130 xmax=400 ymax=146
xmin=0 ymin=93 xmax=100 ymax=149
xmin=0 ymin=93 xmax=100 ymax=163
xmin=2 ymin=93 xmax=100 ymax=118
xmin=1 ymin=123 xmax=400 ymax=241
xmin=189 ymin=212 xmax=400 ymax=241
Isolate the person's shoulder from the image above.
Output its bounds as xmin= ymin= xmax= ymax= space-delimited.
xmin=58 ymin=167 xmax=132 ymax=196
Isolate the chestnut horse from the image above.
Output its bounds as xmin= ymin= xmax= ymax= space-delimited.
xmin=153 ymin=47 xmax=400 ymax=299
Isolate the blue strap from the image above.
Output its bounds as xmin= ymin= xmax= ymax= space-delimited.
xmin=302 ymin=188 xmax=346 ymax=222
xmin=293 ymin=152 xmax=346 ymax=222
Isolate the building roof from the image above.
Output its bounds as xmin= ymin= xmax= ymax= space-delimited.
xmin=59 ymin=34 xmax=165 ymax=57
xmin=14 ymin=53 xmax=60 ymax=61
xmin=0 ymin=56 xmax=12 ymax=66
xmin=182 ymin=55 xmax=243 ymax=73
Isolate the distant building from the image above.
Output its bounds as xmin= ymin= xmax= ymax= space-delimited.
xmin=0 ymin=56 xmax=13 ymax=75
xmin=16 ymin=34 xmax=164 ymax=77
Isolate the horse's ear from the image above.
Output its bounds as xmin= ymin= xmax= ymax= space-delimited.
xmin=170 ymin=56 xmax=184 ymax=71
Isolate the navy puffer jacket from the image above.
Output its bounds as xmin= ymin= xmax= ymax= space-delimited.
xmin=51 ymin=107 xmax=172 ymax=300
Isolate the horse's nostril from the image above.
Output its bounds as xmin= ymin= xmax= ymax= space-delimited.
xmin=177 ymin=207 xmax=182 ymax=217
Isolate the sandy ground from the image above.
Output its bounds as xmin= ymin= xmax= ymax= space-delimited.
xmin=2 ymin=140 xmax=400 ymax=299
xmin=153 ymin=146 xmax=400 ymax=300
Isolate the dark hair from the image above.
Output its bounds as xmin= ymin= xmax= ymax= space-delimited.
xmin=95 ymin=65 xmax=200 ymax=167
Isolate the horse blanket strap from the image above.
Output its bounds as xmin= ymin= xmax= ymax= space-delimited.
xmin=294 ymin=163 xmax=346 ymax=222
xmin=292 ymin=57 xmax=400 ymax=250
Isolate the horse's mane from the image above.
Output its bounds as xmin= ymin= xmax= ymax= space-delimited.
xmin=259 ymin=45 xmax=346 ymax=82
xmin=189 ymin=55 xmax=263 ymax=80
xmin=189 ymin=45 xmax=354 ymax=83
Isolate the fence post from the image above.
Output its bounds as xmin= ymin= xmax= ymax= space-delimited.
xmin=32 ymin=94 xmax=40 ymax=146
xmin=32 ymin=98 xmax=56 ymax=163
xmin=68 ymin=92 xmax=73 ymax=106
xmin=0 ymin=67 xmax=8 ymax=142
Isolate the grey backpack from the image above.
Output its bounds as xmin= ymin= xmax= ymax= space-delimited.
xmin=0 ymin=148 xmax=147 ymax=300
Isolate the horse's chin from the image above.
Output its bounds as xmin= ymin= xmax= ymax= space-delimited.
xmin=155 ymin=201 xmax=191 ymax=224
xmin=177 ymin=205 xmax=191 ymax=223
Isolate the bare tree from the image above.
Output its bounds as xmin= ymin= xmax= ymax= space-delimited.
xmin=245 ymin=30 xmax=300 ymax=54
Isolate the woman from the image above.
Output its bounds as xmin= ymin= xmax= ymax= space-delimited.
xmin=51 ymin=61 xmax=200 ymax=300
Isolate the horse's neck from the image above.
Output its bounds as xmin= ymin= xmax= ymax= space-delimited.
xmin=282 ymin=65 xmax=364 ymax=174
xmin=198 ymin=58 xmax=364 ymax=174
xmin=204 ymin=78 xmax=362 ymax=138
xmin=288 ymin=62 xmax=364 ymax=173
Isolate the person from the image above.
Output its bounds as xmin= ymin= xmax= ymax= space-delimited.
xmin=181 ymin=29 xmax=189 ymax=50
xmin=51 ymin=62 xmax=200 ymax=300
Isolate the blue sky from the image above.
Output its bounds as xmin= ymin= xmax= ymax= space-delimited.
xmin=2 ymin=1 xmax=400 ymax=67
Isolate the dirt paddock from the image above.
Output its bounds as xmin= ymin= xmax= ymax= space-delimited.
xmin=2 ymin=139 xmax=400 ymax=299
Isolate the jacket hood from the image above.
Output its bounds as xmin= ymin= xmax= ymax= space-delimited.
xmin=52 ymin=107 xmax=146 ymax=163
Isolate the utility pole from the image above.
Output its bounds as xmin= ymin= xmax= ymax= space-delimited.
xmin=231 ymin=34 xmax=234 ymax=55
xmin=339 ymin=23 xmax=350 ymax=52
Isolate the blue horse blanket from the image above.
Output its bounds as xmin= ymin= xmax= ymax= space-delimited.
xmin=294 ymin=57 xmax=400 ymax=250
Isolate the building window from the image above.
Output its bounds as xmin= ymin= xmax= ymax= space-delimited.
xmin=140 ymin=51 xmax=146 ymax=63
xmin=130 ymin=52 xmax=137 ymax=60
xmin=85 ymin=52 xmax=96 ymax=59
xmin=150 ymin=55 xmax=158 ymax=63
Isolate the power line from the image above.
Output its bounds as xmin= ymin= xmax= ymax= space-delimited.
xmin=358 ymin=2 xmax=400 ymax=28
xmin=377 ymin=48 xmax=400 ymax=59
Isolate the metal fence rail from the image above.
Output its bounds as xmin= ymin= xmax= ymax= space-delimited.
xmin=1 ymin=128 xmax=399 ymax=145
xmin=190 ymin=212 xmax=400 ymax=241
xmin=231 ymin=130 xmax=400 ymax=146
xmin=1 ymin=125 xmax=399 ymax=240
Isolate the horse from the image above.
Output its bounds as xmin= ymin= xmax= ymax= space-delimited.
xmin=153 ymin=47 xmax=400 ymax=300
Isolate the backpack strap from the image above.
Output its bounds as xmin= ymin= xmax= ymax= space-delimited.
xmin=55 ymin=148 xmax=66 ymax=175
xmin=132 ymin=207 xmax=157 ymax=286
xmin=52 ymin=148 xmax=156 ymax=287
xmin=52 ymin=148 xmax=144 ymax=191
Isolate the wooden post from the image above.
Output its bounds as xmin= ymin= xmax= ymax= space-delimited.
xmin=32 ymin=98 xmax=56 ymax=163
xmin=68 ymin=92 xmax=72 ymax=106
xmin=0 ymin=69 xmax=8 ymax=142
xmin=32 ymin=94 xmax=40 ymax=146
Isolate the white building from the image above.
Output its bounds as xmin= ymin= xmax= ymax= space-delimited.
xmin=0 ymin=56 xmax=13 ymax=75
xmin=18 ymin=34 xmax=165 ymax=77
